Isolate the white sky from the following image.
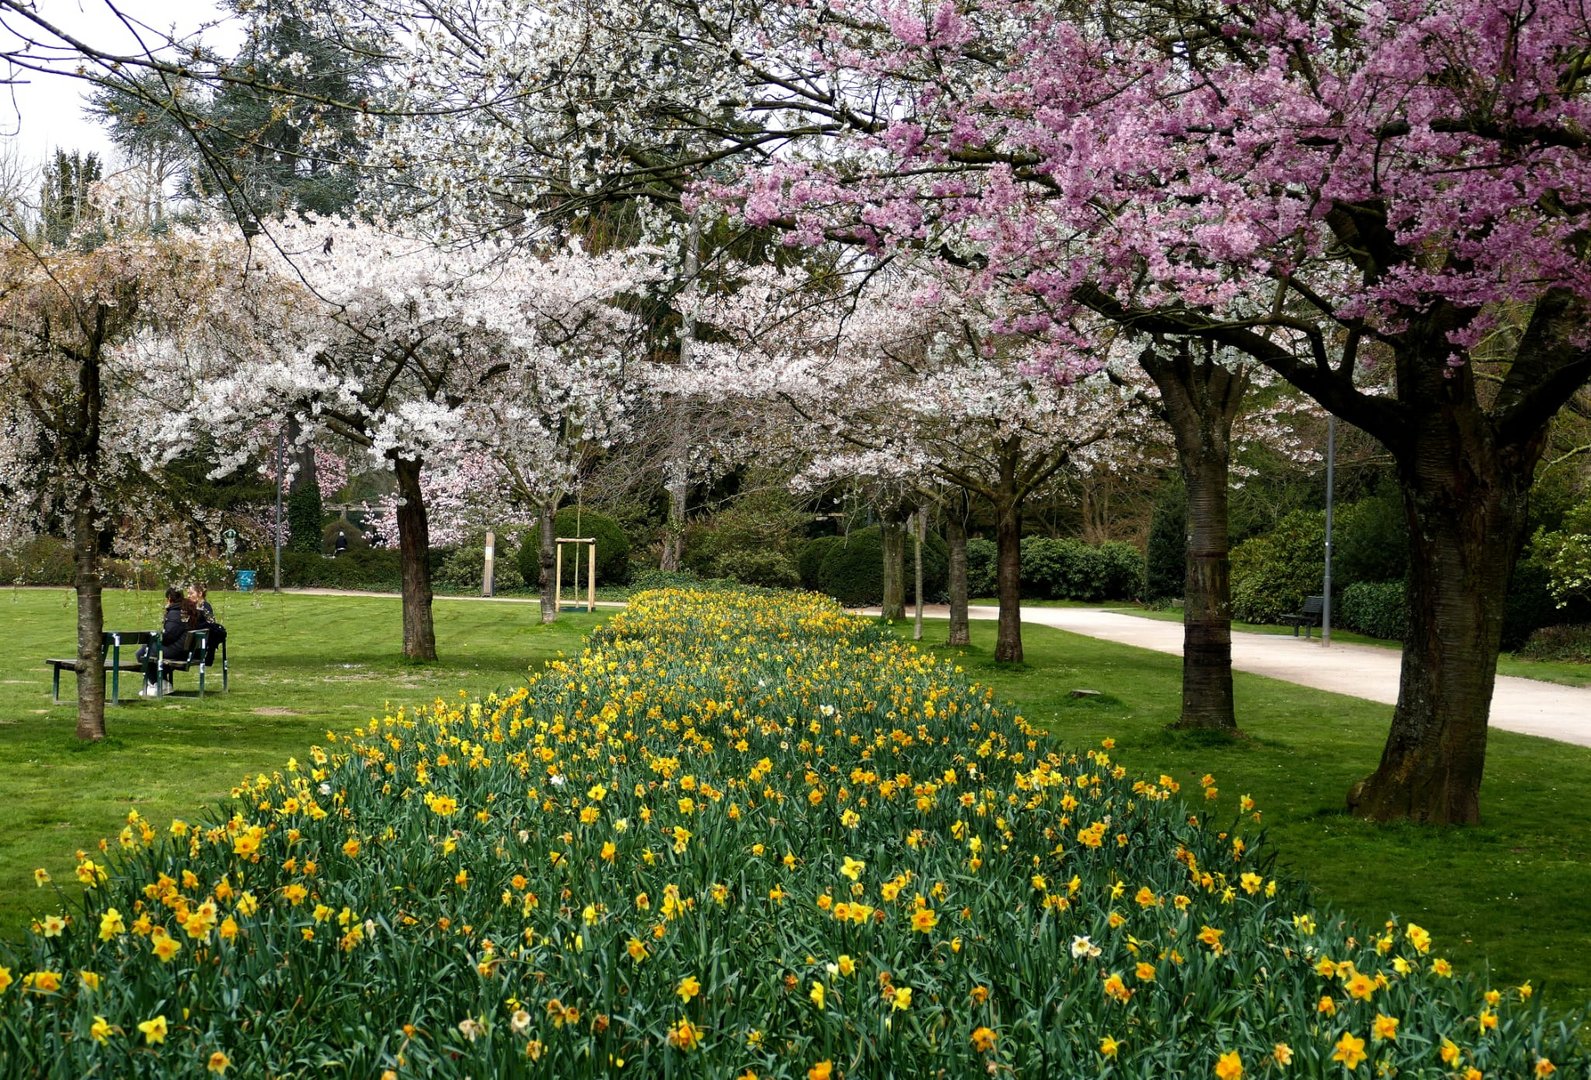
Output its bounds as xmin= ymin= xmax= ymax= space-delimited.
xmin=2 ymin=0 xmax=233 ymax=172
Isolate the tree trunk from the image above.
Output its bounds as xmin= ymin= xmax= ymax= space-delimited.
xmin=391 ymin=453 xmax=437 ymax=661
xmin=1347 ymin=395 xmax=1538 ymax=824
xmin=1139 ymin=345 xmax=1246 ymax=732
xmin=880 ymin=514 xmax=907 ymax=620
xmin=70 ymin=312 xmax=106 ymax=740
xmin=660 ymin=426 xmax=687 ymax=572
xmin=993 ymin=495 xmax=1023 ymax=663
xmin=538 ymin=500 xmax=558 ymax=624
xmin=945 ymin=497 xmax=971 ymax=647
xmin=72 ymin=505 xmax=106 ymax=738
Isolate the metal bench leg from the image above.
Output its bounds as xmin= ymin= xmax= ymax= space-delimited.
xmin=52 ymin=666 xmax=60 ymax=705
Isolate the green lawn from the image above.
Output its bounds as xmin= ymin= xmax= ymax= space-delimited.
xmin=1116 ymin=604 xmax=1591 ymax=687
xmin=5 ymin=587 xmax=1588 ymax=1016
xmin=0 ymin=587 xmax=603 ymax=935
xmin=898 ymin=618 xmax=1591 ymax=1012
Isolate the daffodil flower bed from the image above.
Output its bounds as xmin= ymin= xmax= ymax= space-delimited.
xmin=2 ymin=589 xmax=1584 ymax=1078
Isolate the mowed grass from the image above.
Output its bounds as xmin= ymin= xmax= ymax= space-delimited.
xmin=898 ymin=618 xmax=1591 ymax=1012
xmin=0 ymin=587 xmax=603 ymax=936
xmin=4 ymin=587 xmax=1588 ymax=1016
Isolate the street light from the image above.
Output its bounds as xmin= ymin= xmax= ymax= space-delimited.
xmin=1322 ymin=414 xmax=1335 ymax=646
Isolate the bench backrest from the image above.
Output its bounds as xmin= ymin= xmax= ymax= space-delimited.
xmin=1302 ymin=595 xmax=1325 ymax=616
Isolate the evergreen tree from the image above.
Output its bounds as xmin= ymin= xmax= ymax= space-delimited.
xmin=38 ymin=150 xmax=103 ymax=247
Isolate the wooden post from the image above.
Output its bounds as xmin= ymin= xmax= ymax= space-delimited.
xmin=554 ymin=542 xmax=564 ymax=612
xmin=588 ymin=539 xmax=597 ymax=613
xmin=483 ymin=530 xmax=495 ymax=598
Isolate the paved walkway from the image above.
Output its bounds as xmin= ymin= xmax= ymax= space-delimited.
xmin=906 ymin=604 xmax=1591 ymax=749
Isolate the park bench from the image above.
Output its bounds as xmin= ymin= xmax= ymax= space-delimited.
xmin=145 ymin=628 xmax=228 ymax=699
xmin=47 ymin=630 xmax=154 ymax=706
xmin=1281 ymin=595 xmax=1326 ymax=638
xmin=45 ymin=628 xmax=229 ymax=704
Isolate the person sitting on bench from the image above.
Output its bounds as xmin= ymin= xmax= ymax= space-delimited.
xmin=140 ymin=587 xmax=193 ymax=697
xmin=188 ymin=584 xmax=226 ymax=666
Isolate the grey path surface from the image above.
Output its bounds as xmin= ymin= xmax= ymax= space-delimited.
xmin=902 ymin=604 xmax=1591 ymax=749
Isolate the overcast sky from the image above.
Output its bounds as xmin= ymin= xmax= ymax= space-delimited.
xmin=2 ymin=0 xmax=233 ymax=172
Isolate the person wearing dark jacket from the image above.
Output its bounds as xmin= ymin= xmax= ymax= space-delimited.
xmin=188 ymin=584 xmax=226 ymax=666
xmin=141 ymin=587 xmax=193 ymax=696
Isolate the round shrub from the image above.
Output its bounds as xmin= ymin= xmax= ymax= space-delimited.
xmin=1144 ymin=482 xmax=1187 ymax=602
xmin=1339 ymin=580 xmax=1410 ymax=641
xmin=964 ymin=537 xmax=998 ymax=598
xmin=816 ymin=526 xmax=948 ymax=606
xmin=516 ymin=509 xmax=631 ymax=588
xmin=1516 ymin=623 xmax=1591 ymax=663
xmin=1333 ymin=491 xmax=1409 ymax=588
xmin=797 ymin=536 xmax=843 ymax=590
xmin=1229 ymin=509 xmax=1327 ymax=624
xmin=1019 ymin=537 xmax=1143 ymax=601
xmin=713 ymin=547 xmax=800 ymax=589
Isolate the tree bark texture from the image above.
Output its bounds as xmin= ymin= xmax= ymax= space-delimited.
xmin=993 ymin=495 xmax=1024 ymax=663
xmin=1347 ymin=358 xmax=1543 ymax=824
xmin=391 ymin=453 xmax=438 ymax=661
xmin=880 ymin=514 xmax=907 ymax=620
xmin=944 ymin=497 xmax=971 ymax=647
xmin=71 ymin=326 xmax=106 ymax=740
xmin=538 ymin=500 xmax=558 ymax=624
xmin=660 ymin=414 xmax=687 ymax=572
xmin=1139 ymin=346 xmax=1246 ymax=732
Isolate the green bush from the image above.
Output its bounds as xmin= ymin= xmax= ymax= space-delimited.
xmin=797 ymin=536 xmax=842 ymax=590
xmin=287 ymin=485 xmax=323 ymax=553
xmin=1515 ymin=623 xmax=1591 ymax=663
xmin=321 ymin=522 xmax=368 ymax=555
xmin=685 ymin=488 xmax=809 ymax=582
xmin=964 ymin=537 xmax=998 ymax=597
xmin=436 ymin=544 xmax=526 ymax=592
xmin=516 ymin=510 xmax=631 ymax=589
xmin=1019 ymin=537 xmax=1144 ymax=601
xmin=1339 ymin=580 xmax=1410 ymax=641
xmin=712 ymin=547 xmax=800 ymax=589
xmin=1229 ymin=509 xmax=1327 ymax=624
xmin=815 ymin=526 xmax=948 ymax=607
xmin=1144 ymin=480 xmax=1186 ymax=601
xmin=0 ymin=536 xmax=74 ymax=585
xmin=1333 ymin=490 xmax=1408 ymax=588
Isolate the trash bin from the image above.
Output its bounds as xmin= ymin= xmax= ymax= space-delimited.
xmin=235 ymin=569 xmax=257 ymax=592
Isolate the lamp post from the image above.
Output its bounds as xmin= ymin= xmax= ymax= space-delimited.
xmin=1322 ymin=414 xmax=1335 ymax=646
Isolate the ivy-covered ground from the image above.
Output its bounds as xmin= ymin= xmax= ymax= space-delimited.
xmin=2 ymin=590 xmax=1583 ymax=1077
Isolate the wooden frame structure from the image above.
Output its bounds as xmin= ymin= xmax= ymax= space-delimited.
xmin=554 ymin=537 xmax=598 ymax=613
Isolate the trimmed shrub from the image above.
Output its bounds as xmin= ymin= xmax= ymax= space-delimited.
xmin=1339 ymin=580 xmax=1410 ymax=641
xmin=516 ymin=509 xmax=631 ymax=589
xmin=1333 ymin=491 xmax=1408 ymax=589
xmin=0 ymin=536 xmax=74 ymax=585
xmin=1515 ymin=623 xmax=1591 ymax=663
xmin=964 ymin=537 xmax=998 ymax=598
xmin=286 ymin=484 xmax=323 ymax=553
xmin=815 ymin=526 xmax=948 ymax=606
xmin=797 ymin=536 xmax=843 ymax=590
xmin=1144 ymin=481 xmax=1186 ymax=602
xmin=713 ymin=547 xmax=800 ymax=589
xmin=436 ymin=544 xmax=526 ymax=592
xmin=1229 ymin=509 xmax=1327 ymax=624
xmin=1019 ymin=537 xmax=1144 ymax=602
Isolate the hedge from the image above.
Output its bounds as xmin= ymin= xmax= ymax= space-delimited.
xmin=1019 ymin=537 xmax=1143 ymax=602
xmin=815 ymin=525 xmax=947 ymax=607
xmin=797 ymin=536 xmax=843 ymax=591
xmin=1338 ymin=580 xmax=1410 ymax=641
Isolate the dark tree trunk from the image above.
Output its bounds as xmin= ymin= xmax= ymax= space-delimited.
xmin=880 ymin=514 xmax=907 ymax=620
xmin=944 ymin=496 xmax=971 ymax=647
xmin=69 ymin=309 xmax=107 ymax=740
xmin=538 ymin=500 xmax=558 ymax=624
xmin=992 ymin=495 xmax=1023 ymax=663
xmin=1347 ymin=356 xmax=1543 ymax=824
xmin=1139 ymin=345 xmax=1246 ymax=732
xmin=390 ymin=452 xmax=437 ymax=661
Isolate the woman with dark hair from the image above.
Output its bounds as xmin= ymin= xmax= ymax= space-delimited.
xmin=188 ymin=584 xmax=226 ymax=666
xmin=140 ymin=586 xmax=192 ymax=697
